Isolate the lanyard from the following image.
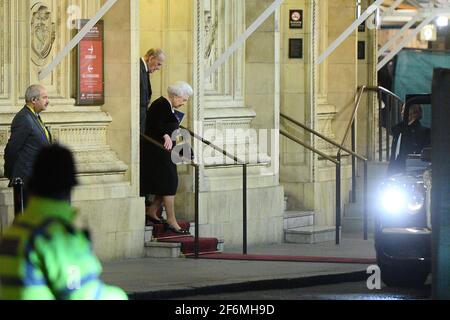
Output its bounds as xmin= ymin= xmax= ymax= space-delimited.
xmin=26 ymin=106 xmax=50 ymax=142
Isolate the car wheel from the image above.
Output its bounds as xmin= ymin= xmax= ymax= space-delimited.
xmin=378 ymin=261 xmax=429 ymax=288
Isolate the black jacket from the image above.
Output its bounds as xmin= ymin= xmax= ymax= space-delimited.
xmin=388 ymin=119 xmax=430 ymax=175
xmin=4 ymin=106 xmax=52 ymax=185
xmin=139 ymin=59 xmax=152 ymax=134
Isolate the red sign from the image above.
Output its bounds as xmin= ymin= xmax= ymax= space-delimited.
xmin=77 ymin=20 xmax=104 ymax=105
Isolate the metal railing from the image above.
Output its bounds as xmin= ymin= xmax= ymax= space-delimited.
xmin=281 ymin=113 xmax=368 ymax=243
xmin=364 ymin=86 xmax=404 ymax=162
xmin=140 ymin=133 xmax=200 ymax=257
xmin=12 ymin=178 xmax=25 ymax=217
xmin=179 ymin=125 xmax=248 ymax=256
xmin=331 ymin=85 xmax=402 ymax=239
xmin=334 ymin=87 xmax=370 ymax=240
xmin=279 ymin=129 xmax=342 ymax=244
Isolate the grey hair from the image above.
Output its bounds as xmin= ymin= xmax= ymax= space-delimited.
xmin=145 ymin=48 xmax=165 ymax=59
xmin=168 ymin=81 xmax=193 ymax=97
xmin=25 ymin=84 xmax=45 ymax=103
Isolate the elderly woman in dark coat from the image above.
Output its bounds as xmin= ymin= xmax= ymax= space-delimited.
xmin=142 ymin=81 xmax=193 ymax=234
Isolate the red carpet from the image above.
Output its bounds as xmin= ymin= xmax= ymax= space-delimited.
xmin=159 ymin=236 xmax=219 ymax=255
xmin=151 ymin=221 xmax=191 ymax=239
xmin=149 ymin=219 xmax=219 ymax=255
xmin=190 ymin=252 xmax=376 ymax=264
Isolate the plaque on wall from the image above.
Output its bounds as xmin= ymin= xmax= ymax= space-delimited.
xmin=289 ymin=38 xmax=303 ymax=59
xmin=76 ymin=19 xmax=105 ymax=106
xmin=358 ymin=41 xmax=366 ymax=60
xmin=289 ymin=10 xmax=303 ymax=29
xmin=358 ymin=21 xmax=366 ymax=32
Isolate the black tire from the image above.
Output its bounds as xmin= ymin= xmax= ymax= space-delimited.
xmin=378 ymin=261 xmax=429 ymax=288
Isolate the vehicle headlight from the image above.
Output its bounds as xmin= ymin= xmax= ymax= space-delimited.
xmin=407 ymin=187 xmax=425 ymax=213
xmin=381 ymin=186 xmax=407 ymax=214
xmin=379 ymin=183 xmax=425 ymax=215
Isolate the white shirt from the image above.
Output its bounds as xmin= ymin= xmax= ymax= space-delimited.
xmin=167 ymin=97 xmax=175 ymax=113
xmin=395 ymin=133 xmax=402 ymax=159
xmin=141 ymin=57 xmax=148 ymax=72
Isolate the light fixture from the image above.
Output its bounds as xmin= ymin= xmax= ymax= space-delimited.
xmin=420 ymin=24 xmax=437 ymax=41
xmin=436 ymin=16 xmax=449 ymax=27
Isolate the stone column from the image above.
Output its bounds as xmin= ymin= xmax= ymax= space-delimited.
xmin=358 ymin=0 xmax=378 ymax=160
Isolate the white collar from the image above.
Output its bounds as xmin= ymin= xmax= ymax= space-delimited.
xmin=166 ymin=97 xmax=175 ymax=113
xmin=141 ymin=57 xmax=148 ymax=73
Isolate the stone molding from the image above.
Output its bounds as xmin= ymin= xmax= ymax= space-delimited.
xmin=203 ymin=0 xmax=245 ymax=104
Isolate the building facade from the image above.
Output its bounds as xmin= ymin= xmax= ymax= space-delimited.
xmin=0 ymin=0 xmax=377 ymax=260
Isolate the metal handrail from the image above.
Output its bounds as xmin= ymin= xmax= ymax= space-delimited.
xmin=141 ymin=133 xmax=201 ymax=257
xmin=141 ymin=133 xmax=193 ymax=164
xmin=281 ymin=110 xmax=369 ymax=242
xmin=364 ymin=85 xmax=404 ymax=162
xmin=180 ymin=125 xmax=244 ymax=165
xmin=281 ymin=113 xmax=367 ymax=162
xmin=280 ymin=129 xmax=342 ymax=244
xmin=179 ymin=125 xmax=249 ymax=256
xmin=336 ymin=85 xmax=404 ymax=240
xmin=338 ymin=86 xmax=366 ymax=157
xmin=12 ymin=178 xmax=24 ymax=217
xmin=365 ymin=86 xmax=402 ymax=102
xmin=332 ymin=86 xmax=370 ymax=240
xmin=280 ymin=130 xmax=338 ymax=165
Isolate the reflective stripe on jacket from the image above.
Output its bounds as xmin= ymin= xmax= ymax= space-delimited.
xmin=0 ymin=197 xmax=127 ymax=300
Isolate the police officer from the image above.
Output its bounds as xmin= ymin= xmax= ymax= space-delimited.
xmin=0 ymin=144 xmax=127 ymax=300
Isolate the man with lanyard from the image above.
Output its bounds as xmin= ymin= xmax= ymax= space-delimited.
xmin=4 ymin=84 xmax=52 ymax=207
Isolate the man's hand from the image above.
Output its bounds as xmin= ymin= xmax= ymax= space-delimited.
xmin=163 ymin=134 xmax=173 ymax=150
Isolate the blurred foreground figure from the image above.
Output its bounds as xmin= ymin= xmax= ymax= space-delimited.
xmin=0 ymin=144 xmax=128 ymax=300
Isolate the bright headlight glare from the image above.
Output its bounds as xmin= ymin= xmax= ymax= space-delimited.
xmin=381 ymin=187 xmax=407 ymax=214
xmin=436 ymin=16 xmax=448 ymax=27
xmin=407 ymin=192 xmax=424 ymax=213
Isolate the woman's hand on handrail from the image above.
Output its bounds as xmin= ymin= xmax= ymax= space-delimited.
xmin=163 ymin=134 xmax=173 ymax=150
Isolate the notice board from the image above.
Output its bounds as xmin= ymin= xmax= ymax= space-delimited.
xmin=76 ymin=19 xmax=104 ymax=106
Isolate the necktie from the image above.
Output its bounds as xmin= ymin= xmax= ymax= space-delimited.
xmin=37 ymin=114 xmax=50 ymax=142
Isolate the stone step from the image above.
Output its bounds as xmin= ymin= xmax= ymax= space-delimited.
xmin=144 ymin=238 xmax=225 ymax=258
xmin=283 ymin=211 xmax=314 ymax=229
xmin=144 ymin=226 xmax=153 ymax=243
xmin=284 ymin=225 xmax=337 ymax=244
xmin=145 ymin=222 xmax=201 ymax=242
xmin=144 ymin=223 xmax=224 ymax=258
xmin=144 ymin=241 xmax=182 ymax=258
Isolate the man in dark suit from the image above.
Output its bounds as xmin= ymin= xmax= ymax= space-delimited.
xmin=140 ymin=48 xmax=165 ymax=134
xmin=4 ymin=84 xmax=52 ymax=204
xmin=140 ymin=48 xmax=165 ymax=203
xmin=388 ymin=104 xmax=431 ymax=175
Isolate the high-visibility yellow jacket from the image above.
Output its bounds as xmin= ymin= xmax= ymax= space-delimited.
xmin=0 ymin=197 xmax=128 ymax=300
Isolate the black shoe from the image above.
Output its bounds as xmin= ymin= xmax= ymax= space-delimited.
xmin=166 ymin=224 xmax=190 ymax=235
xmin=147 ymin=216 xmax=163 ymax=224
